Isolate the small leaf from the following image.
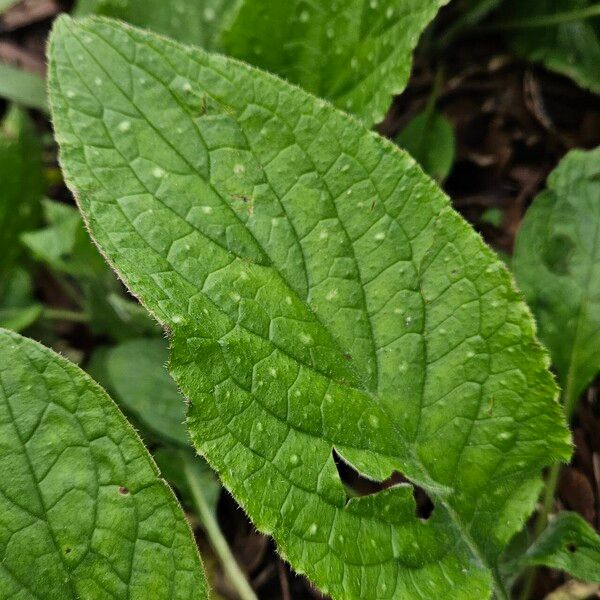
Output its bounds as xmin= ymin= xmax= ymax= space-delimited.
xmin=49 ymin=17 xmax=571 ymax=599
xmin=0 ymin=268 xmax=42 ymax=332
xmin=75 ymin=0 xmax=236 ymax=48
xmin=103 ymin=338 xmax=190 ymax=446
xmin=524 ymin=512 xmax=600 ymax=583
xmin=513 ymin=147 xmax=600 ymax=415
xmin=0 ymin=328 xmax=208 ymax=599
xmin=500 ymin=0 xmax=600 ymax=94
xmin=0 ymin=106 xmax=43 ymax=291
xmin=395 ymin=110 xmax=455 ymax=182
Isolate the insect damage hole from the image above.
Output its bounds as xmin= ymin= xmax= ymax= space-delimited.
xmin=332 ymin=450 xmax=434 ymax=520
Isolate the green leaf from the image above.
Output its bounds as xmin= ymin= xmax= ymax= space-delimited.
xmin=75 ymin=0 xmax=236 ymax=49
xmin=154 ymin=447 xmax=221 ymax=520
xmin=0 ymin=268 xmax=42 ymax=332
xmin=22 ymin=199 xmax=107 ymax=278
xmin=220 ymin=0 xmax=448 ymax=126
xmin=395 ymin=110 xmax=455 ymax=182
xmin=0 ymin=328 xmax=208 ymax=599
xmin=0 ymin=63 xmax=48 ymax=112
xmin=513 ymin=147 xmax=600 ymax=416
xmin=103 ymin=338 xmax=190 ymax=446
xmin=0 ymin=106 xmax=43 ymax=292
xmin=49 ymin=17 xmax=571 ymax=599
xmin=523 ymin=512 xmax=600 ymax=583
xmin=500 ymin=0 xmax=600 ymax=94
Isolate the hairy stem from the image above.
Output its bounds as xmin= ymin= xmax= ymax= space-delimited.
xmin=183 ymin=460 xmax=258 ymax=600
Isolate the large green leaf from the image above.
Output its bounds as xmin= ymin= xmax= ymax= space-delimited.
xmin=49 ymin=17 xmax=571 ymax=599
xmin=500 ymin=0 xmax=600 ymax=94
xmin=513 ymin=147 xmax=600 ymax=416
xmin=0 ymin=328 xmax=208 ymax=599
xmin=220 ymin=0 xmax=448 ymax=126
xmin=75 ymin=0 xmax=236 ymax=49
xmin=522 ymin=512 xmax=600 ymax=583
xmin=0 ymin=106 xmax=43 ymax=292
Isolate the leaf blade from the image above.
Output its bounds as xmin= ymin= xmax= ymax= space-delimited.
xmin=513 ymin=147 xmax=600 ymax=413
xmin=0 ymin=328 xmax=208 ymax=599
xmin=48 ymin=16 xmax=571 ymax=599
xmin=220 ymin=0 xmax=448 ymax=126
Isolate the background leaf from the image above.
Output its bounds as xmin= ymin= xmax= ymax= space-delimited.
xmin=395 ymin=109 xmax=455 ymax=182
xmin=0 ymin=106 xmax=43 ymax=293
xmin=75 ymin=0 xmax=236 ymax=48
xmin=500 ymin=0 xmax=600 ymax=94
xmin=523 ymin=512 xmax=600 ymax=583
xmin=220 ymin=0 xmax=448 ymax=126
xmin=49 ymin=17 xmax=572 ymax=599
xmin=513 ymin=147 xmax=600 ymax=416
xmin=0 ymin=328 xmax=208 ymax=599
xmin=0 ymin=63 xmax=48 ymax=111
xmin=101 ymin=337 xmax=190 ymax=446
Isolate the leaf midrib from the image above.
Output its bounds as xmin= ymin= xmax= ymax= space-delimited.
xmin=55 ymin=18 xmax=517 ymax=595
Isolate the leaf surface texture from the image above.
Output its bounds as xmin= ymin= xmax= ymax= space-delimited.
xmin=48 ymin=17 xmax=571 ymax=599
xmin=0 ymin=328 xmax=208 ymax=599
xmin=514 ymin=147 xmax=600 ymax=413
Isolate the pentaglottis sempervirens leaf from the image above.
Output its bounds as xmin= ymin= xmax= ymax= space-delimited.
xmin=0 ymin=328 xmax=208 ymax=599
xmin=48 ymin=17 xmax=571 ymax=599
xmin=220 ymin=0 xmax=448 ymax=126
xmin=75 ymin=0 xmax=236 ymax=49
xmin=514 ymin=147 xmax=600 ymax=417
xmin=523 ymin=512 xmax=600 ymax=583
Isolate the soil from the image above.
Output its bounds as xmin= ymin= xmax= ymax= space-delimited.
xmin=1 ymin=1 xmax=598 ymax=598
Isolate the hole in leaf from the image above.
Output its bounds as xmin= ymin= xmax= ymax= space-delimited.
xmin=118 ymin=486 xmax=129 ymax=495
xmin=567 ymin=542 xmax=577 ymax=553
xmin=332 ymin=450 xmax=434 ymax=520
xmin=64 ymin=547 xmax=72 ymax=554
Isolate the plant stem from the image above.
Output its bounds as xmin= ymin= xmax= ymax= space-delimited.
xmin=437 ymin=0 xmax=502 ymax=49
xmin=183 ymin=461 xmax=258 ymax=600
xmin=490 ymin=4 xmax=600 ymax=30
xmin=42 ymin=308 xmax=90 ymax=322
xmin=518 ymin=376 xmax=578 ymax=599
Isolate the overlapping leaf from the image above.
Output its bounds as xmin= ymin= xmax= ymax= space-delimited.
xmin=220 ymin=0 xmax=448 ymax=126
xmin=49 ymin=17 xmax=571 ymax=599
xmin=0 ymin=328 xmax=208 ymax=599
xmin=514 ymin=147 xmax=600 ymax=415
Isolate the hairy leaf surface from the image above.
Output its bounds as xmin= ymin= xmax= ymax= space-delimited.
xmin=514 ymin=147 xmax=600 ymax=415
xmin=0 ymin=328 xmax=208 ymax=599
xmin=49 ymin=17 xmax=571 ymax=599
xmin=220 ymin=0 xmax=447 ymax=126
